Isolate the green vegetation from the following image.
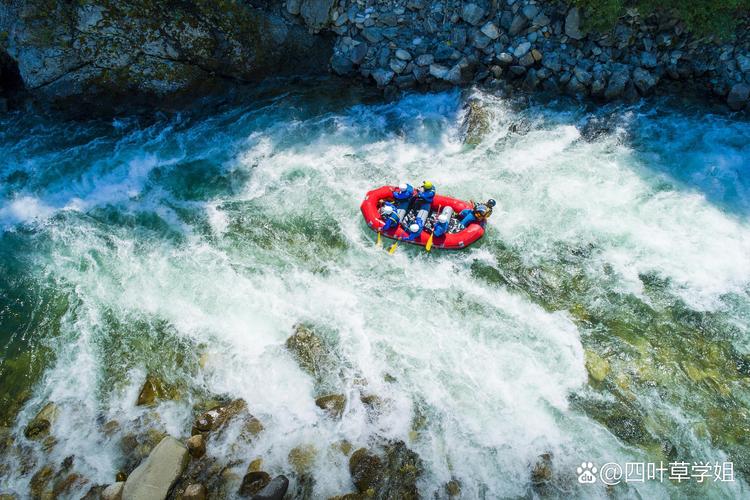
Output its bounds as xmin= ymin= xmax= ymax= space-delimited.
xmin=574 ymin=0 xmax=750 ymax=38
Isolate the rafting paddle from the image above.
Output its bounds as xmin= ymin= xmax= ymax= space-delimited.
xmin=388 ymin=240 xmax=398 ymax=254
xmin=376 ymin=231 xmax=382 ymax=246
xmin=425 ymin=205 xmax=441 ymax=252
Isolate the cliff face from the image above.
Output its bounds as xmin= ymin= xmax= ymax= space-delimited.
xmin=0 ymin=0 xmax=334 ymax=108
xmin=0 ymin=0 xmax=749 ymax=112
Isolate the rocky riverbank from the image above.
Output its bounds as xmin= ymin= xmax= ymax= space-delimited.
xmin=0 ymin=1 xmax=749 ymax=113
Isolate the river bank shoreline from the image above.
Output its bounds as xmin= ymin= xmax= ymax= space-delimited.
xmin=1 ymin=1 xmax=749 ymax=116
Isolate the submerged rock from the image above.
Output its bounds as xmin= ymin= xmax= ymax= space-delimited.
xmin=136 ymin=374 xmax=173 ymax=406
xmin=348 ymin=441 xmax=422 ymax=499
xmin=585 ymin=350 xmax=610 ymax=382
xmin=182 ymin=483 xmax=207 ymax=500
xmin=462 ymin=99 xmax=491 ymax=145
xmin=238 ymin=471 xmax=270 ymax=497
xmin=101 ymin=482 xmax=124 ymax=500
xmin=315 ymin=394 xmax=346 ymax=419
xmin=288 ymin=445 xmax=317 ymax=475
xmin=250 ymin=475 xmax=289 ymax=500
xmin=285 ymin=324 xmax=332 ymax=380
xmin=192 ymin=399 xmax=247 ymax=435
xmin=24 ymin=402 xmax=58 ymax=440
xmin=122 ymin=436 xmax=189 ymax=500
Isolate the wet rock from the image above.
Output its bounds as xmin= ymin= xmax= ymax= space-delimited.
xmin=192 ymin=399 xmax=247 ymax=435
xmin=299 ymin=0 xmax=335 ymax=31
xmin=239 ymin=471 xmax=270 ymax=497
xmin=349 ymin=448 xmax=382 ymax=493
xmin=727 ymin=83 xmax=750 ymax=111
xmin=372 ymin=68 xmax=395 ymax=87
xmin=531 ymin=453 xmax=553 ymax=485
xmin=462 ymin=99 xmax=490 ymax=145
xmin=445 ymin=479 xmax=461 ymax=497
xmin=24 ymin=402 xmax=58 ymax=440
xmin=461 ymin=4 xmax=486 ymax=26
xmin=101 ymin=482 xmax=124 ymax=500
xmin=496 ymin=53 xmax=514 ymax=66
xmin=186 ymin=434 xmax=206 ymax=459
xmin=565 ymin=7 xmax=583 ymax=40
xmin=52 ymin=473 xmax=86 ymax=497
xmin=362 ymin=27 xmax=384 ymax=43
xmin=514 ymin=42 xmax=531 ymax=58
xmin=183 ymin=483 xmax=207 ymax=500
xmin=509 ymin=15 xmax=528 ymax=36
xmin=315 ymin=394 xmax=346 ymax=419
xmin=395 ymin=49 xmax=412 ymax=61
xmin=248 ymin=458 xmax=263 ymax=472
xmin=136 ymin=374 xmax=171 ymax=406
xmin=286 ymin=0 xmax=302 ymax=16
xmin=30 ymin=465 xmax=54 ymax=498
xmin=285 ymin=324 xmax=332 ymax=379
xmin=585 ymin=350 xmax=610 ymax=382
xmin=389 ymin=58 xmax=408 ymax=74
xmin=122 ymin=436 xmax=189 ymax=500
xmin=288 ymin=445 xmax=316 ymax=475
xmin=350 ymin=44 xmax=368 ymax=65
xmin=415 ymin=54 xmax=434 ymax=66
xmin=480 ymin=22 xmax=500 ymax=40
xmin=633 ymin=67 xmax=657 ymax=95
xmin=737 ymin=55 xmax=750 ymax=74
xmin=250 ymin=475 xmax=289 ymax=500
xmin=348 ymin=441 xmax=422 ymax=499
xmin=604 ymin=65 xmax=630 ymax=100
xmin=331 ymin=52 xmax=355 ymax=76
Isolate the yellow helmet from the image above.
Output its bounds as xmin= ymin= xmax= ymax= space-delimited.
xmin=422 ymin=180 xmax=434 ymax=190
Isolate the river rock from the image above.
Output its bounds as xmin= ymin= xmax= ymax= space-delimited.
xmin=102 ymin=482 xmax=124 ymax=500
xmin=315 ymin=394 xmax=346 ymax=419
xmin=389 ymin=58 xmax=408 ymax=74
xmin=461 ymin=4 xmax=486 ymax=26
xmin=633 ymin=67 xmax=657 ymax=95
xmin=604 ymin=65 xmax=631 ymax=100
xmin=737 ymin=55 xmax=750 ymax=74
xmin=122 ymin=436 xmax=188 ymax=500
xmin=565 ymin=7 xmax=583 ymax=40
xmin=136 ymin=374 xmax=172 ymax=406
xmin=348 ymin=441 xmax=422 ymax=499
xmin=480 ymin=22 xmax=500 ymax=40
xmin=186 ymin=434 xmax=205 ymax=459
xmin=192 ymin=399 xmax=247 ymax=434
xmin=182 ymin=483 xmax=206 ymax=500
xmin=727 ymin=83 xmax=750 ymax=110
xmin=24 ymin=402 xmax=58 ymax=439
xmin=238 ymin=471 xmax=270 ymax=497
xmin=371 ymin=68 xmax=394 ymax=87
xmin=395 ymin=49 xmax=412 ymax=61
xmin=250 ymin=475 xmax=289 ymax=500
xmin=462 ymin=99 xmax=490 ymax=145
xmin=362 ymin=27 xmax=384 ymax=43
xmin=285 ymin=324 xmax=333 ymax=379
xmin=585 ymin=350 xmax=610 ymax=382
xmin=514 ymin=42 xmax=531 ymax=58
xmin=509 ymin=14 xmax=528 ymax=36
xmin=286 ymin=0 xmax=302 ymax=16
xmin=496 ymin=52 xmax=513 ymax=65
xmin=299 ymin=0 xmax=335 ymax=31
xmin=350 ymin=448 xmax=382 ymax=492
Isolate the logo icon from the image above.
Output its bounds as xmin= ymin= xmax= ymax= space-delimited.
xmin=577 ymin=462 xmax=598 ymax=484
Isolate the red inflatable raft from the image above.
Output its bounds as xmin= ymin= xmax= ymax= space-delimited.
xmin=360 ymin=185 xmax=485 ymax=250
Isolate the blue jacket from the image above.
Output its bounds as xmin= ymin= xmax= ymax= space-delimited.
xmin=433 ymin=218 xmax=449 ymax=237
xmin=393 ymin=184 xmax=414 ymax=201
xmin=405 ymin=219 xmax=424 ymax=241
xmin=417 ymin=187 xmax=435 ymax=204
xmin=380 ymin=202 xmax=400 ymax=231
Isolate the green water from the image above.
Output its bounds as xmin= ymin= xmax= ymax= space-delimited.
xmin=1 ymin=81 xmax=749 ymax=498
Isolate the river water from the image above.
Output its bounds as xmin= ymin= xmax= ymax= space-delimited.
xmin=1 ymin=80 xmax=749 ymax=498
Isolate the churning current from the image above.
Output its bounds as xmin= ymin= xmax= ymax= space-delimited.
xmin=1 ymin=81 xmax=749 ymax=498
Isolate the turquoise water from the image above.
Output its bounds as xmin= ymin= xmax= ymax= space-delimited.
xmin=1 ymin=80 xmax=750 ymax=498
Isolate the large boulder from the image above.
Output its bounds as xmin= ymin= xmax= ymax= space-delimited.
xmin=24 ymin=402 xmax=58 ymax=439
xmin=727 ymin=83 xmax=750 ymax=111
xmin=299 ymin=0 xmax=336 ymax=32
xmin=285 ymin=324 xmax=333 ymax=380
xmin=122 ymin=436 xmax=189 ymax=500
xmin=1 ymin=0 xmax=334 ymax=109
xmin=604 ymin=65 xmax=631 ymax=100
xmin=632 ymin=67 xmax=658 ymax=95
xmin=462 ymin=99 xmax=490 ymax=145
xmin=348 ymin=441 xmax=422 ymax=500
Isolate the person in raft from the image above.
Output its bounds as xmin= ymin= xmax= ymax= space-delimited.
xmin=378 ymin=200 xmax=400 ymax=231
xmin=432 ymin=211 xmax=450 ymax=237
xmin=458 ymin=199 xmax=496 ymax=228
xmin=403 ymin=180 xmax=436 ymax=238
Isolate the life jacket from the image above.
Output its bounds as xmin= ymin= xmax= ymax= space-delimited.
xmin=380 ymin=202 xmax=400 ymax=230
xmin=417 ymin=187 xmax=435 ymax=204
xmin=393 ymin=184 xmax=414 ymax=201
xmin=473 ymin=203 xmax=492 ymax=221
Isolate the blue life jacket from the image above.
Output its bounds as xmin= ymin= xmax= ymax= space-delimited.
xmin=393 ymin=184 xmax=414 ymax=201
xmin=380 ymin=202 xmax=400 ymax=231
xmin=433 ymin=219 xmax=449 ymax=237
xmin=405 ymin=219 xmax=424 ymax=241
xmin=417 ymin=187 xmax=435 ymax=204
xmin=458 ymin=208 xmax=475 ymax=228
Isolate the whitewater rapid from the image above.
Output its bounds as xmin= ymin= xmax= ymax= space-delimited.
xmin=1 ymin=83 xmax=749 ymax=498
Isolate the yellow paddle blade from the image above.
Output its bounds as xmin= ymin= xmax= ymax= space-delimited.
xmin=376 ymin=231 xmax=382 ymax=246
xmin=388 ymin=241 xmax=399 ymax=255
xmin=425 ymin=233 xmax=434 ymax=252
